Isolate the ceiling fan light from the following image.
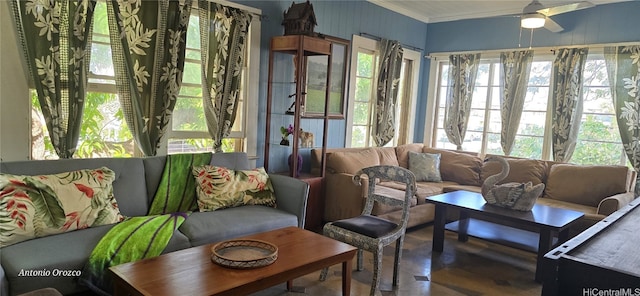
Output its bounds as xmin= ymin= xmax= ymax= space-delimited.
xmin=521 ymin=13 xmax=546 ymax=29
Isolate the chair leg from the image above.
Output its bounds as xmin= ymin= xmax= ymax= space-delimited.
xmin=319 ymin=266 xmax=329 ymax=281
xmin=370 ymin=246 xmax=383 ymax=296
xmin=393 ymin=235 xmax=405 ymax=286
xmin=357 ymin=249 xmax=364 ymax=271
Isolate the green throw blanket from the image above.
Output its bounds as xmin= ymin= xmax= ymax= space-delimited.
xmin=80 ymin=153 xmax=211 ymax=295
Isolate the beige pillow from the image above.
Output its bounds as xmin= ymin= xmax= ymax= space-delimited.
xmin=395 ymin=143 xmax=424 ymax=168
xmin=0 ymin=167 xmax=124 ymax=247
xmin=423 ymin=148 xmax=482 ymax=186
xmin=545 ymin=164 xmax=629 ymax=207
xmin=192 ymin=166 xmax=276 ymax=212
xmin=481 ymin=157 xmax=547 ymax=185
xmin=326 ymin=149 xmax=380 ymax=174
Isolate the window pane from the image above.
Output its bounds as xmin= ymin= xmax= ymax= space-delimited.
xmin=510 ymin=135 xmax=543 ymax=159
xmin=353 ymin=102 xmax=369 ymax=125
xmin=186 ymin=16 xmax=201 ymax=50
xmin=467 ymin=109 xmax=486 ymax=132
xmin=179 ymin=86 xmax=202 ymax=97
xmin=90 ymin=43 xmax=114 ymax=76
xmin=475 ymin=63 xmax=490 ymax=87
xmin=518 ymin=111 xmax=545 ymax=136
xmin=529 ymin=61 xmax=551 ymax=86
xmin=173 ymin=98 xmax=206 ymax=131
xmin=183 ymin=62 xmax=202 ymax=84
xmin=355 ymin=77 xmax=372 ymax=102
xmin=471 ymin=86 xmax=488 ymax=108
xmin=463 ymin=131 xmax=482 ymax=153
xmin=168 ymin=138 xmax=243 ymax=154
xmin=572 ymin=140 xmax=624 ymax=165
xmin=351 ymin=126 xmax=367 ymax=147
xmin=524 ymin=87 xmax=549 ymax=112
xmin=434 ymin=128 xmax=457 ymax=150
xmin=485 ymin=132 xmax=502 ymax=155
xmin=356 ymin=52 xmax=373 ymax=77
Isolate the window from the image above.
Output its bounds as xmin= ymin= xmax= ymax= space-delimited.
xmin=31 ymin=1 xmax=260 ymax=159
xmin=428 ymin=49 xmax=626 ymax=166
xmin=345 ymin=35 xmax=421 ymax=148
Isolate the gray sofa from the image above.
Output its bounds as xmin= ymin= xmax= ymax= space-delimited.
xmin=0 ymin=152 xmax=309 ymax=296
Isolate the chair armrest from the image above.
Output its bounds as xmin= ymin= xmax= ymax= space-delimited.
xmin=270 ymin=174 xmax=309 ymax=228
xmin=324 ymin=173 xmax=368 ymax=222
xmin=597 ymin=192 xmax=635 ymax=216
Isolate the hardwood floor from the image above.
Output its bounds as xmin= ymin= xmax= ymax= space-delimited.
xmin=252 ymin=224 xmax=542 ymax=296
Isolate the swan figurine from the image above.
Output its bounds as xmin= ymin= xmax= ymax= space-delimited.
xmin=481 ymin=156 xmax=545 ymax=211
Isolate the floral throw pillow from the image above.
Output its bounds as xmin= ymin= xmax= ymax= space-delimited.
xmin=0 ymin=167 xmax=124 ymax=247
xmin=192 ymin=165 xmax=276 ymax=212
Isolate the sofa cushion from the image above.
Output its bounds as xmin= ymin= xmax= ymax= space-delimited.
xmin=481 ymin=157 xmax=547 ymax=185
xmin=178 ymin=205 xmax=298 ymax=246
xmin=423 ymin=148 xmax=482 ymax=186
xmin=408 ymin=151 xmax=442 ymax=182
xmin=0 ymin=168 xmax=124 ymax=247
xmin=544 ymin=164 xmax=629 ymax=207
xmin=192 ymin=166 xmax=276 ymax=212
xmin=326 ymin=148 xmax=380 ymax=174
xmin=395 ymin=143 xmax=424 ymax=169
xmin=377 ymin=147 xmax=400 ymax=167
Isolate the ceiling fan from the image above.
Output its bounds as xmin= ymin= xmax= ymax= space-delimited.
xmin=520 ymin=0 xmax=595 ymax=32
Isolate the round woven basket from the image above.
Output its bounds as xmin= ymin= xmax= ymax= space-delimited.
xmin=211 ymin=239 xmax=278 ymax=269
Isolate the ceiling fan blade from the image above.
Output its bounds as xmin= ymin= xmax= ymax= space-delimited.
xmin=538 ymin=1 xmax=595 ymax=17
xmin=544 ymin=17 xmax=564 ymax=32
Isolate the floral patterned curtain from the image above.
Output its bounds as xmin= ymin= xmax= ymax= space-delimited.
xmin=604 ymin=45 xmax=640 ymax=194
xmin=106 ymin=0 xmax=192 ymax=156
xmin=499 ymin=50 xmax=533 ymax=155
xmin=551 ymin=48 xmax=588 ymax=162
xmin=444 ymin=53 xmax=481 ymax=150
xmin=198 ymin=2 xmax=252 ymax=152
xmin=372 ymin=39 xmax=403 ymax=147
xmin=11 ymin=0 xmax=96 ymax=158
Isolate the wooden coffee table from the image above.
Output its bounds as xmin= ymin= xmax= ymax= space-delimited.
xmin=109 ymin=226 xmax=357 ymax=296
xmin=426 ymin=190 xmax=584 ymax=282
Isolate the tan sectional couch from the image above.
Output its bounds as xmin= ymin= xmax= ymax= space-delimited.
xmin=311 ymin=143 xmax=637 ymax=233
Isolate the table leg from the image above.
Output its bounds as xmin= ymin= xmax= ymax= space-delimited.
xmin=342 ymin=258 xmax=353 ymax=296
xmin=557 ymin=229 xmax=569 ymax=244
xmin=536 ymin=228 xmax=553 ymax=283
xmin=287 ymin=280 xmax=293 ymax=291
xmin=458 ymin=211 xmax=469 ymax=242
xmin=432 ymin=204 xmax=446 ymax=252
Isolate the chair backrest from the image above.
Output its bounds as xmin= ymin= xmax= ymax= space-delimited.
xmin=353 ymin=165 xmax=416 ymax=227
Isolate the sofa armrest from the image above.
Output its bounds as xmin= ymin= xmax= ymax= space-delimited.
xmin=269 ymin=174 xmax=309 ymax=228
xmin=597 ymin=192 xmax=635 ymax=216
xmin=324 ymin=173 xmax=368 ymax=222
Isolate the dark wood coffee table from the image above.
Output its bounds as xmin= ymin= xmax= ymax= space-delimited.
xmin=109 ymin=226 xmax=357 ymax=296
xmin=426 ymin=190 xmax=584 ymax=282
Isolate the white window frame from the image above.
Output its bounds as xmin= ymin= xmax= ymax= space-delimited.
xmin=345 ymin=35 xmax=421 ymax=147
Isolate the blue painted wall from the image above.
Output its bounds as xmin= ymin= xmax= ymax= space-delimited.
xmin=415 ymin=1 xmax=640 ymax=142
xmin=233 ymin=0 xmax=428 ymax=171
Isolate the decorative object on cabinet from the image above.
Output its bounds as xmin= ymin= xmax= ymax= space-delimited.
xmin=265 ymin=34 xmax=348 ymax=178
xmin=282 ymin=1 xmax=317 ymax=36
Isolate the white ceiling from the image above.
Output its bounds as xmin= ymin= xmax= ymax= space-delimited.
xmin=367 ymin=0 xmax=633 ymax=24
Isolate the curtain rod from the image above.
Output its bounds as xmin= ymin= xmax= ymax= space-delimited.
xmin=359 ymin=32 xmax=423 ymax=52
xmin=425 ymin=41 xmax=640 ymax=59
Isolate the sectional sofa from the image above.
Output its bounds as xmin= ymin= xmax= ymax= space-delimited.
xmin=0 ymin=152 xmax=309 ymax=296
xmin=311 ymin=143 xmax=637 ymax=233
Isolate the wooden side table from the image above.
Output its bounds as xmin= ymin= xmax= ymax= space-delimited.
xmin=299 ymin=176 xmax=325 ymax=232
